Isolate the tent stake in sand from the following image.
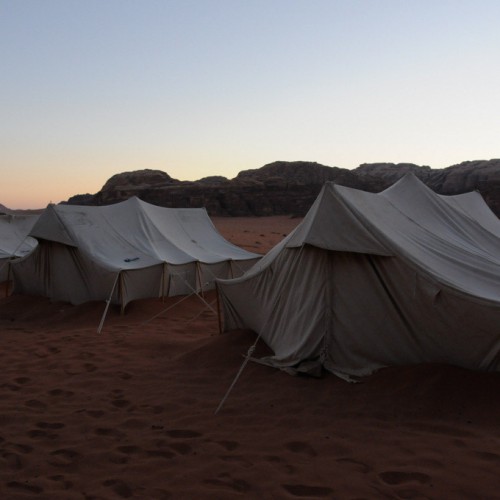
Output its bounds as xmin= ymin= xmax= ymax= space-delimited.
xmin=97 ymin=273 xmax=120 ymax=334
xmin=214 ymin=336 xmax=261 ymax=415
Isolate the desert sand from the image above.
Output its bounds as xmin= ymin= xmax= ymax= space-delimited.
xmin=1 ymin=216 xmax=499 ymax=499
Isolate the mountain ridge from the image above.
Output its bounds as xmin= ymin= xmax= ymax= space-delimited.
xmin=58 ymin=158 xmax=500 ymax=217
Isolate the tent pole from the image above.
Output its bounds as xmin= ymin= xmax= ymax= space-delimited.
xmin=119 ymin=273 xmax=125 ymax=315
xmin=196 ymin=262 xmax=204 ymax=298
xmin=97 ymin=272 xmax=120 ymax=334
xmin=215 ymin=282 xmax=223 ymax=335
xmin=5 ymin=261 xmax=11 ymax=297
xmin=161 ymin=263 xmax=168 ymax=302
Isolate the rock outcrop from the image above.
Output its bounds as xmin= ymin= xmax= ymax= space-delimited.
xmin=65 ymin=159 xmax=500 ymax=217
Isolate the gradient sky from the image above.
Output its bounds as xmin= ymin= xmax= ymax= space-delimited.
xmin=1 ymin=0 xmax=499 ymax=208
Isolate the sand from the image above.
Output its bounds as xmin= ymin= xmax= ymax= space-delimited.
xmin=1 ymin=216 xmax=499 ymax=499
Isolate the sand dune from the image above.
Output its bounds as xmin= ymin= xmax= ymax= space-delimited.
xmin=1 ymin=216 xmax=499 ymax=499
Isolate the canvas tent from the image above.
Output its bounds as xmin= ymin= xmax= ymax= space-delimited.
xmin=217 ymin=174 xmax=500 ymax=380
xmin=0 ymin=214 xmax=38 ymax=283
xmin=11 ymin=197 xmax=260 ymax=309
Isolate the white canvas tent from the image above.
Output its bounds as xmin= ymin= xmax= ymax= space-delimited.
xmin=11 ymin=197 xmax=260 ymax=309
xmin=217 ymin=174 xmax=500 ymax=380
xmin=0 ymin=214 xmax=38 ymax=283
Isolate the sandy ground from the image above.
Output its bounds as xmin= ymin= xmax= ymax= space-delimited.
xmin=1 ymin=216 xmax=499 ymax=499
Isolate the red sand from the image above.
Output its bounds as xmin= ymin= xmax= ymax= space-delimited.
xmin=1 ymin=216 xmax=499 ymax=499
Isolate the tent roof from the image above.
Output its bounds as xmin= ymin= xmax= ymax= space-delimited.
xmin=236 ymin=174 xmax=500 ymax=303
xmin=29 ymin=197 xmax=260 ymax=271
xmin=0 ymin=214 xmax=39 ymax=259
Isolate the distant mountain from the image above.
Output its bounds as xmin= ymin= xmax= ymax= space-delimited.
xmin=0 ymin=203 xmax=44 ymax=215
xmin=64 ymin=159 xmax=500 ymax=217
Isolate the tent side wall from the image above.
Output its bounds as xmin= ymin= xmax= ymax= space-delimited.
xmin=11 ymin=241 xmax=119 ymax=305
xmin=0 ymin=258 xmax=10 ymax=283
xmin=219 ymin=247 xmax=500 ymax=377
xmin=326 ymin=252 xmax=500 ymax=376
xmin=218 ymin=245 xmax=331 ymax=367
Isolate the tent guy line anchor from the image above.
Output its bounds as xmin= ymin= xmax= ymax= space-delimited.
xmin=214 ymin=334 xmax=262 ymax=415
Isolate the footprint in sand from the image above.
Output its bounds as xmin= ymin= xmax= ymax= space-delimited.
xmin=37 ymin=421 xmax=65 ymax=430
xmin=165 ymin=429 xmax=202 ymax=439
xmin=25 ymin=399 xmax=47 ymax=409
xmin=145 ymin=449 xmax=176 ymax=460
xmin=378 ymin=470 xmax=431 ymax=485
xmin=94 ymin=427 xmax=126 ymax=439
xmin=14 ymin=376 xmax=31 ymax=384
xmin=7 ymin=481 xmax=44 ymax=494
xmin=49 ymin=474 xmax=73 ymax=490
xmin=116 ymin=445 xmax=141 ymax=455
xmin=8 ymin=442 xmax=33 ymax=454
xmin=48 ymin=388 xmax=74 ymax=397
xmin=102 ymin=478 xmax=133 ymax=498
xmin=216 ymin=440 xmax=239 ymax=451
xmin=282 ymin=484 xmax=334 ymax=497
xmin=284 ymin=441 xmax=317 ymax=457
xmin=27 ymin=429 xmax=58 ymax=439
xmin=77 ymin=351 xmax=95 ymax=360
xmin=2 ymin=451 xmax=23 ymax=470
xmin=169 ymin=442 xmax=192 ymax=455
xmin=219 ymin=454 xmax=253 ymax=467
xmin=2 ymin=383 xmax=20 ymax=391
xmin=263 ymin=455 xmax=296 ymax=475
xmin=204 ymin=473 xmax=251 ymax=494
xmin=473 ymin=451 xmax=500 ymax=463
xmin=111 ymin=399 xmax=131 ymax=409
xmin=48 ymin=448 xmax=80 ymax=467
xmin=336 ymin=457 xmax=371 ymax=473
xmin=108 ymin=453 xmax=130 ymax=465
xmin=85 ymin=410 xmax=105 ymax=418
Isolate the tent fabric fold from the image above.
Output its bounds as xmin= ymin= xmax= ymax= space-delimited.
xmin=11 ymin=197 xmax=260 ymax=307
xmin=0 ymin=214 xmax=39 ymax=283
xmin=217 ymin=174 xmax=500 ymax=378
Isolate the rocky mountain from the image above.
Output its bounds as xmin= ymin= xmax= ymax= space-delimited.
xmin=65 ymin=159 xmax=500 ymax=217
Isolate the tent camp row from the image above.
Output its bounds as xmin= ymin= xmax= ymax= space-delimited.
xmin=0 ymin=214 xmax=38 ymax=284
xmin=217 ymin=174 xmax=500 ymax=380
xmin=3 ymin=176 xmax=500 ymax=379
xmin=10 ymin=197 xmax=261 ymax=310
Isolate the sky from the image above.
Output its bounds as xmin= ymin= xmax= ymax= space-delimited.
xmin=1 ymin=0 xmax=499 ymax=209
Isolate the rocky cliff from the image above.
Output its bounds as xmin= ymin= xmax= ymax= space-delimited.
xmin=65 ymin=159 xmax=500 ymax=217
